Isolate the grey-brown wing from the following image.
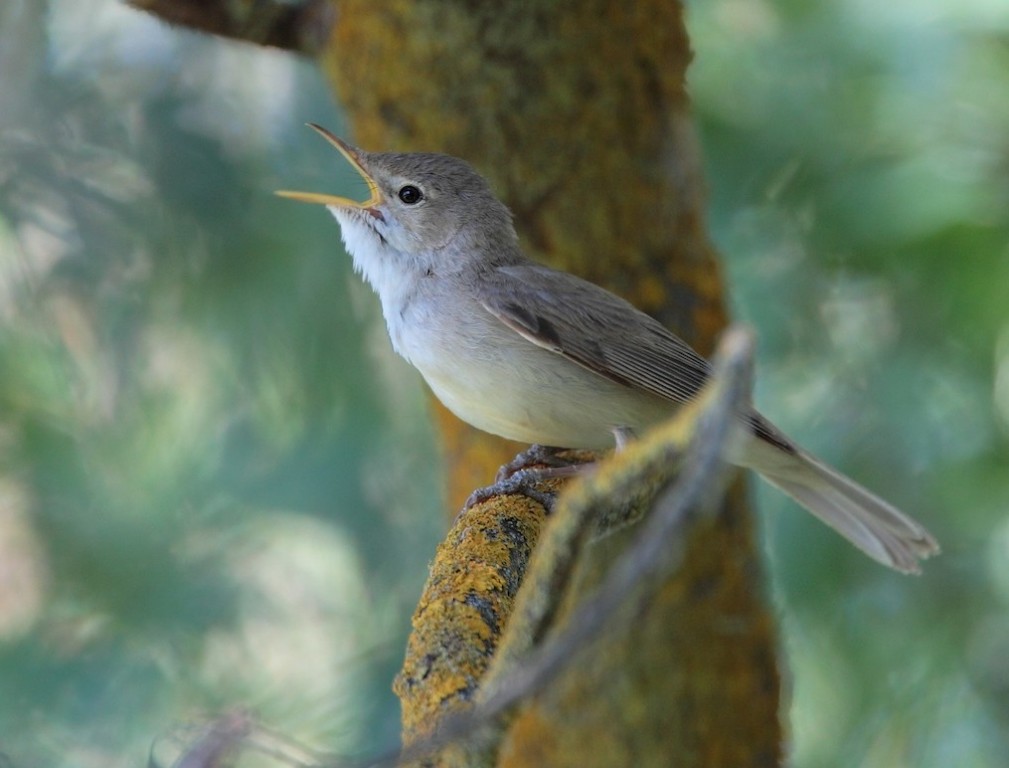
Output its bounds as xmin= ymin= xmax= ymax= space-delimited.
xmin=479 ymin=264 xmax=797 ymax=453
xmin=478 ymin=264 xmax=711 ymax=405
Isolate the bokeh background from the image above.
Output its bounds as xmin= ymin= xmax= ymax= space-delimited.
xmin=1 ymin=1 xmax=1007 ymax=766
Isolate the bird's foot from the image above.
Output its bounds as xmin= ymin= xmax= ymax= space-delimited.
xmin=462 ymin=445 xmax=593 ymax=514
xmin=495 ymin=444 xmax=582 ymax=482
xmin=463 ymin=469 xmax=561 ymax=512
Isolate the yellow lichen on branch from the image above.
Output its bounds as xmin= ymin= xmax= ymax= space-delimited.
xmin=394 ymin=489 xmax=552 ymax=744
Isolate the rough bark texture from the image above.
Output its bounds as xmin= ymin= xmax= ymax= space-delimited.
xmin=497 ymin=485 xmax=779 ymax=768
xmin=393 ymin=491 xmax=552 ymax=742
xmin=134 ymin=2 xmax=784 ymax=765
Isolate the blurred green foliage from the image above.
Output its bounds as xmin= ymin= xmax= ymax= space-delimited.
xmin=691 ymin=1 xmax=1009 ymax=765
xmin=0 ymin=2 xmax=441 ymax=765
xmin=0 ymin=1 xmax=1006 ymax=766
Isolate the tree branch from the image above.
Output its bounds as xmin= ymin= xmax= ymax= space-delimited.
xmin=127 ymin=0 xmax=334 ymax=54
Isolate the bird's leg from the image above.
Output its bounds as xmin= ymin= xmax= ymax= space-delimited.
xmin=463 ymin=469 xmax=561 ymax=512
xmin=495 ymin=444 xmax=579 ymax=482
xmin=463 ymin=445 xmax=593 ymax=513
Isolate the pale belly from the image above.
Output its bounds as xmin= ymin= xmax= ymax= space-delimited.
xmin=412 ymin=332 xmax=677 ymax=449
xmin=377 ymin=281 xmax=762 ymax=459
xmin=383 ymin=282 xmax=680 ymax=449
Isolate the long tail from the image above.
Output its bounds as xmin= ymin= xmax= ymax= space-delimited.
xmin=740 ymin=437 xmax=940 ymax=574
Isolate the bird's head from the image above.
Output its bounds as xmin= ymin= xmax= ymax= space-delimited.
xmin=277 ymin=124 xmax=517 ymax=276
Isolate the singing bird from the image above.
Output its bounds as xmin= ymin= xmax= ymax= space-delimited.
xmin=278 ymin=124 xmax=939 ymax=574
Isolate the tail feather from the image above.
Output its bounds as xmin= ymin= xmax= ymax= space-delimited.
xmin=741 ymin=439 xmax=940 ymax=574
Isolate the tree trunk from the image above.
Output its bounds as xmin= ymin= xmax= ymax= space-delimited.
xmin=322 ymin=4 xmax=781 ymax=764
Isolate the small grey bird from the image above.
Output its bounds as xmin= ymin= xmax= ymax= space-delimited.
xmin=278 ymin=123 xmax=940 ymax=574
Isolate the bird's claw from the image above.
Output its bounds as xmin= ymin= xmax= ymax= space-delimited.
xmin=494 ymin=444 xmax=571 ymax=483
xmin=463 ymin=469 xmax=559 ymax=512
xmin=461 ymin=446 xmax=593 ymax=515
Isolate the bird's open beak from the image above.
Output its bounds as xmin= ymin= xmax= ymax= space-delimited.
xmin=275 ymin=124 xmax=383 ymax=210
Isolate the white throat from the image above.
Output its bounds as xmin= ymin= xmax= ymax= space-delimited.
xmin=330 ymin=206 xmax=421 ymax=356
xmin=331 ymin=207 xmax=411 ymax=293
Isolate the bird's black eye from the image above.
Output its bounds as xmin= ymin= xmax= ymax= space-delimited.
xmin=398 ymin=185 xmax=423 ymax=205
